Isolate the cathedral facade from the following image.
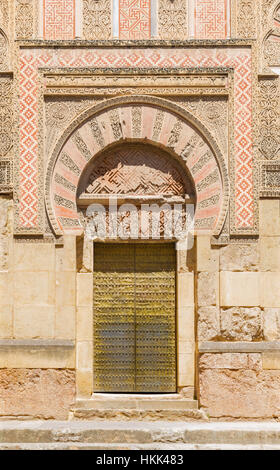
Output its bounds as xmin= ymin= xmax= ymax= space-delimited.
xmin=0 ymin=0 xmax=280 ymax=420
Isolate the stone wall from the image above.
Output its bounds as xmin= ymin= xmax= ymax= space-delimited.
xmin=0 ymin=369 xmax=75 ymax=419
xmin=197 ymin=200 xmax=280 ymax=418
xmin=199 ymin=353 xmax=280 ymax=419
xmin=0 ymin=233 xmax=77 ymax=419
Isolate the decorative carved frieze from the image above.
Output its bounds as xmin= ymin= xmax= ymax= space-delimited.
xmin=45 ymin=71 xmax=228 ymax=89
xmin=158 ymin=0 xmax=187 ymax=40
xmin=83 ymin=0 xmax=111 ymax=40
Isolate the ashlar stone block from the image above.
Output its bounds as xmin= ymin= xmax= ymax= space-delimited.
xmin=220 ymin=244 xmax=259 ymax=272
xmin=220 ymin=272 xmax=260 ymax=307
xmin=197 ymin=272 xmax=219 ymax=307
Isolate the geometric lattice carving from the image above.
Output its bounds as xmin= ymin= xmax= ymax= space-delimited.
xmin=260 ymin=162 xmax=280 ymax=198
xmin=81 ymin=145 xmax=190 ymax=197
xmin=194 ymin=0 xmax=228 ymax=39
xmin=119 ymin=0 xmax=151 ymax=39
xmin=44 ymin=0 xmax=75 ymax=40
xmin=0 ymin=160 xmax=12 ymax=193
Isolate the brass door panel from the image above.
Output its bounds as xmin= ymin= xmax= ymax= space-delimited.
xmin=93 ymin=243 xmax=176 ymax=393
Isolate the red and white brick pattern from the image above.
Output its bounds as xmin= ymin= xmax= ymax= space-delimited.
xmin=44 ymin=0 xmax=75 ymax=40
xmin=119 ymin=0 xmax=151 ymax=40
xmin=194 ymin=0 xmax=228 ymax=39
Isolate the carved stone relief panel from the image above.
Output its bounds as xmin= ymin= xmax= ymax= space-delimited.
xmin=158 ymin=0 xmax=187 ymax=40
xmin=262 ymin=0 xmax=280 ymax=70
xmin=0 ymin=30 xmax=8 ymax=73
xmin=0 ymin=0 xmax=9 ymax=35
xmin=171 ymin=96 xmax=229 ymax=159
xmin=83 ymin=0 xmax=112 ymax=40
xmin=15 ymin=0 xmax=34 ymax=40
xmin=257 ymin=77 xmax=280 ymax=160
xmin=45 ymin=97 xmax=104 ymax=160
xmin=260 ymin=162 xmax=280 ymax=197
xmin=236 ymin=0 xmax=257 ymax=38
xmin=0 ymin=75 xmax=13 ymax=193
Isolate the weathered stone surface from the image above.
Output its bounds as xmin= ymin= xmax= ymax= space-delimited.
xmin=4 ymin=421 xmax=280 ymax=449
xmin=199 ymin=353 xmax=262 ymax=371
xmin=178 ymin=386 xmax=195 ymax=399
xmin=73 ymin=408 xmax=206 ymax=421
xmin=0 ymin=196 xmax=12 ymax=271
xmin=264 ymin=309 xmax=280 ymax=341
xmin=197 ymin=307 xmax=220 ymax=341
xmin=197 ymin=272 xmax=218 ymax=307
xmin=0 ymin=369 xmax=75 ymax=419
xmin=200 ymin=369 xmax=280 ymax=418
xmin=220 ymin=307 xmax=263 ymax=341
xmin=219 ymin=244 xmax=259 ymax=272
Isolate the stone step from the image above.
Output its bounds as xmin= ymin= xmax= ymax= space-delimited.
xmin=74 ymin=398 xmax=199 ymax=410
xmin=2 ymin=443 xmax=280 ymax=450
xmin=71 ymin=396 xmax=202 ymax=421
xmin=2 ymin=421 xmax=280 ymax=446
xmin=71 ymin=408 xmax=206 ymax=421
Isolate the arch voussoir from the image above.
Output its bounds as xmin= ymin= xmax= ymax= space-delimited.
xmin=45 ymin=96 xmax=229 ymax=237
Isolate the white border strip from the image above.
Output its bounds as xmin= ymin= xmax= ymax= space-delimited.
xmin=113 ymin=0 xmax=119 ymax=38
xmin=38 ymin=0 xmax=44 ymax=39
xmin=226 ymin=0 xmax=231 ymax=38
xmin=75 ymin=0 xmax=83 ymax=39
xmin=188 ymin=0 xmax=195 ymax=39
xmin=151 ymin=0 xmax=157 ymax=38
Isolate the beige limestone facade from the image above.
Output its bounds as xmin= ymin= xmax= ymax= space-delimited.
xmin=0 ymin=0 xmax=280 ymax=421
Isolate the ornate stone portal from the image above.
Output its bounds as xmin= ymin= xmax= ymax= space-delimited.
xmin=1 ymin=0 xmax=280 ymax=421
